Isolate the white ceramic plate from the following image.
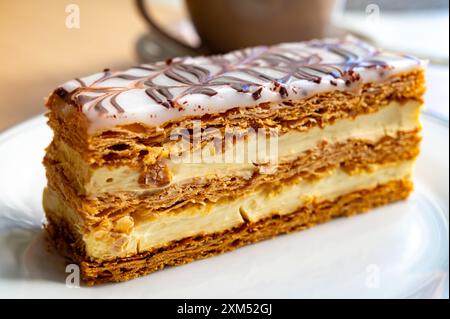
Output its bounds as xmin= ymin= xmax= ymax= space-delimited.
xmin=0 ymin=114 xmax=448 ymax=299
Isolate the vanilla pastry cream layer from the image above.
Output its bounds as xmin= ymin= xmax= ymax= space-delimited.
xmin=56 ymin=100 xmax=421 ymax=196
xmin=44 ymin=160 xmax=414 ymax=259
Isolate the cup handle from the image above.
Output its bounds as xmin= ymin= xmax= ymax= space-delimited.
xmin=136 ymin=0 xmax=204 ymax=54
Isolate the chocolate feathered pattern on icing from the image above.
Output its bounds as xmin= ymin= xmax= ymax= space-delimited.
xmin=55 ymin=37 xmax=422 ymax=130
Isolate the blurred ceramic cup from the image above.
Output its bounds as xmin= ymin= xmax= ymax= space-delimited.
xmin=136 ymin=0 xmax=338 ymax=54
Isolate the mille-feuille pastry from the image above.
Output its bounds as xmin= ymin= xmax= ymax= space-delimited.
xmin=43 ymin=37 xmax=425 ymax=285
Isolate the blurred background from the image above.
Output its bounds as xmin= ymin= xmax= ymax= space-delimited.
xmin=0 ymin=0 xmax=448 ymax=132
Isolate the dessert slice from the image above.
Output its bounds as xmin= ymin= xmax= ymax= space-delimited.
xmin=43 ymin=37 xmax=425 ymax=285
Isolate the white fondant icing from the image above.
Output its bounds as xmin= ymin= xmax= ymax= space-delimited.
xmin=54 ymin=37 xmax=424 ymax=132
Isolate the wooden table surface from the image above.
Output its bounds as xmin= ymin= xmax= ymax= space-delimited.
xmin=0 ymin=0 xmax=181 ymax=132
